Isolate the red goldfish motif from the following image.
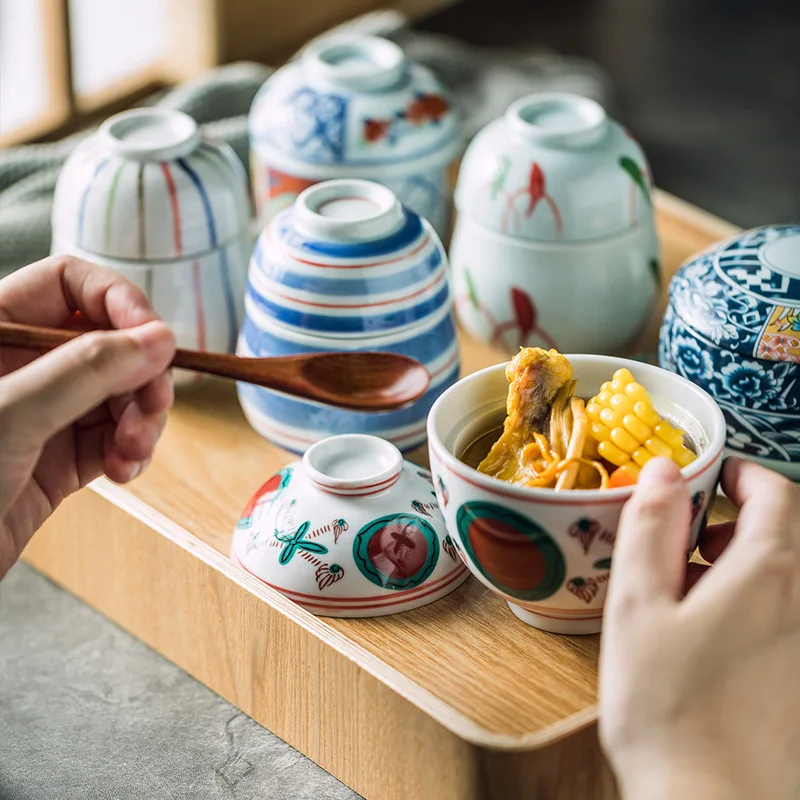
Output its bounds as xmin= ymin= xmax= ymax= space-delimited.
xmin=363 ymin=119 xmax=392 ymax=142
xmin=404 ymin=93 xmax=449 ymax=125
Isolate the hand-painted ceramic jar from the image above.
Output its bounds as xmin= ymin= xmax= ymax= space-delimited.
xmin=248 ymin=34 xmax=462 ymax=240
xmin=659 ymin=225 xmax=800 ymax=480
xmin=238 ymin=178 xmax=460 ymax=453
xmin=428 ymin=355 xmax=726 ymax=635
xmin=450 ymin=92 xmax=660 ymax=356
xmin=231 ymin=434 xmax=469 ymax=616
xmin=51 ymin=108 xmax=251 ymax=385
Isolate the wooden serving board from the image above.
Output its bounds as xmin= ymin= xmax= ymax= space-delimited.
xmin=23 ymin=192 xmax=740 ymax=800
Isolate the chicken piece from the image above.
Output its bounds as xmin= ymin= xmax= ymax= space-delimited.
xmin=478 ymin=348 xmax=575 ymax=485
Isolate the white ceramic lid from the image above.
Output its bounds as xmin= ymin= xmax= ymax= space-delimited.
xmin=52 ymin=108 xmax=251 ymax=261
xmin=454 ymin=92 xmax=655 ymax=242
xmin=248 ymin=34 xmax=462 ymax=173
xmin=231 ymin=434 xmax=469 ymax=617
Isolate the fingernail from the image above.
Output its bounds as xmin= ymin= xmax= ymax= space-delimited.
xmin=128 ymin=461 xmax=144 ymax=481
xmin=638 ymin=457 xmax=681 ymax=489
xmin=128 ymin=321 xmax=174 ymax=362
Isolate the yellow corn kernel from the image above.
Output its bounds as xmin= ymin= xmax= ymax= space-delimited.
xmin=633 ymin=400 xmax=662 ymax=428
xmin=599 ymin=407 xmax=623 ymax=429
xmin=644 ymin=436 xmax=673 ymax=459
xmin=624 ymin=381 xmax=650 ymax=402
xmin=654 ymin=421 xmax=686 ymax=449
xmin=610 ymin=393 xmax=635 ymax=415
xmin=598 ymin=440 xmax=629 ymax=467
xmin=674 ymin=445 xmax=696 ymax=468
xmin=586 ymin=366 xmax=698 ymax=473
xmin=586 ymin=401 xmax=603 ymax=421
xmin=623 ymin=413 xmax=652 ymax=442
xmin=610 ymin=426 xmax=639 ymax=454
xmin=632 ymin=447 xmax=653 ymax=467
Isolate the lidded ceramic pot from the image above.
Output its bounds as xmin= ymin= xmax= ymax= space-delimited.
xmin=659 ymin=224 xmax=800 ymax=480
xmin=51 ymin=108 xmax=251 ymax=384
xmin=450 ymin=92 xmax=660 ymax=356
xmin=237 ymin=178 xmax=460 ymax=453
xmin=231 ymin=434 xmax=469 ymax=617
xmin=248 ymin=34 xmax=462 ymax=240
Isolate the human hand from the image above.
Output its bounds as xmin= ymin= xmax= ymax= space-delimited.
xmin=599 ymin=456 xmax=800 ymax=800
xmin=0 ymin=256 xmax=175 ymax=579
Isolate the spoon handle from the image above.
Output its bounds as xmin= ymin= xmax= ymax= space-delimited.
xmin=0 ymin=320 xmax=281 ymax=384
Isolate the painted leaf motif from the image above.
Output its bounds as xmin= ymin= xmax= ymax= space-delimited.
xmin=648 ymin=257 xmax=661 ymax=288
xmin=464 ymin=268 xmax=479 ymax=309
xmin=526 ymin=162 xmax=546 ymax=216
xmin=593 ymin=557 xmax=612 ymax=570
xmin=619 ymin=156 xmax=651 ymax=206
xmin=510 ymin=286 xmax=536 ymax=339
xmin=299 ymin=541 xmax=328 ymax=555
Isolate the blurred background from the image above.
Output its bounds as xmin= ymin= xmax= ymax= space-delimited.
xmin=1 ymin=0 xmax=798 ymax=229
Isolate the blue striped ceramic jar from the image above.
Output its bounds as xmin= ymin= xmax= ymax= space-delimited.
xmin=238 ymin=179 xmax=460 ymax=453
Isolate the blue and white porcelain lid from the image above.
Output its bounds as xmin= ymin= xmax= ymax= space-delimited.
xmin=667 ymin=225 xmax=800 ymax=365
xmin=245 ymin=179 xmax=452 ymax=339
xmin=248 ymin=35 xmax=462 ymax=176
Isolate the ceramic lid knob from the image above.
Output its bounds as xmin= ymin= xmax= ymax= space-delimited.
xmin=52 ymin=108 xmax=250 ymax=261
xmin=454 ymin=91 xmax=655 ymax=242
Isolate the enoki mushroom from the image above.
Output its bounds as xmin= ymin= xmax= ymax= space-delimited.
xmin=522 ymin=398 xmax=610 ymax=490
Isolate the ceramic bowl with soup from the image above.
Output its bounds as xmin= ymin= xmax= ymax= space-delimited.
xmin=427 ymin=353 xmax=726 ymax=635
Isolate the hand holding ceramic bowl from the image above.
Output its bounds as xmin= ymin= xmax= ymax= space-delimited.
xmin=451 ymin=93 xmax=660 ymax=356
xmin=427 ymin=356 xmax=726 ymax=634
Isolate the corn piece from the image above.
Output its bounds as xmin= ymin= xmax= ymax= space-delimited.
xmin=674 ymin=446 xmax=696 ymax=467
xmin=632 ymin=447 xmax=653 ymax=467
xmin=586 ymin=367 xmax=698 ymax=473
xmin=598 ymin=440 xmax=629 ymax=467
xmin=644 ymin=437 xmax=673 ymax=459
xmin=610 ymin=427 xmax=639 ymax=454
xmin=623 ymin=413 xmax=652 ymax=442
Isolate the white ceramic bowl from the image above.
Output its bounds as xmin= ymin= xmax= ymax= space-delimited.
xmin=51 ymin=108 xmax=252 ymax=385
xmin=450 ymin=219 xmax=659 ymax=355
xmin=427 ymin=355 xmax=726 ymax=635
xmin=450 ymin=92 xmax=660 ymax=356
xmin=231 ymin=434 xmax=469 ymax=616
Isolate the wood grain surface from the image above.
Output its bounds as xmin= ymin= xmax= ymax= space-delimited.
xmin=22 ymin=192 xmax=741 ymax=799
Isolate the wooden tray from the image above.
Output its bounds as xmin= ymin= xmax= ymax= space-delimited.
xmin=23 ymin=192 xmax=740 ymax=800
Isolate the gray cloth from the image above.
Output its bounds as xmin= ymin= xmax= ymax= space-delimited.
xmin=0 ymin=11 xmax=610 ymax=277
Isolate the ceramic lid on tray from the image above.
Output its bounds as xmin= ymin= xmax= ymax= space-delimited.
xmin=231 ymin=434 xmax=469 ymax=617
xmin=248 ymin=34 xmax=462 ymax=174
xmin=52 ymin=108 xmax=250 ymax=261
xmin=454 ymin=92 xmax=655 ymax=242
xmin=245 ymin=179 xmax=452 ymax=339
xmin=663 ymin=225 xmax=800 ymax=367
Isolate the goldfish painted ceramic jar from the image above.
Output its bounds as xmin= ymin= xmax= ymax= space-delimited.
xmin=659 ymin=224 xmax=800 ymax=480
xmin=450 ymin=92 xmax=660 ymax=357
xmin=51 ymin=108 xmax=251 ymax=386
xmin=237 ymin=179 xmax=460 ymax=453
xmin=248 ymin=34 xmax=462 ymax=240
xmin=231 ymin=434 xmax=469 ymax=616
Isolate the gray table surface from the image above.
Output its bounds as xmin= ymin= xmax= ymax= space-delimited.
xmin=2 ymin=2 xmax=798 ymax=799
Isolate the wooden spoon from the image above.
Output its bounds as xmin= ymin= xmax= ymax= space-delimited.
xmin=0 ymin=321 xmax=431 ymax=412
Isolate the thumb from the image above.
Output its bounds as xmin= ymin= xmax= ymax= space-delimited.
xmin=606 ymin=458 xmax=692 ymax=613
xmin=0 ymin=321 xmax=175 ymax=446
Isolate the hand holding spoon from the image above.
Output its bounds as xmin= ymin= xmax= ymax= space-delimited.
xmin=0 ymin=321 xmax=430 ymax=412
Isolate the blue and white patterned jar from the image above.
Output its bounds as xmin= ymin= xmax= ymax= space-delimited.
xmin=238 ymin=179 xmax=460 ymax=453
xmin=248 ymin=34 xmax=462 ymax=240
xmin=659 ymin=224 xmax=800 ymax=480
